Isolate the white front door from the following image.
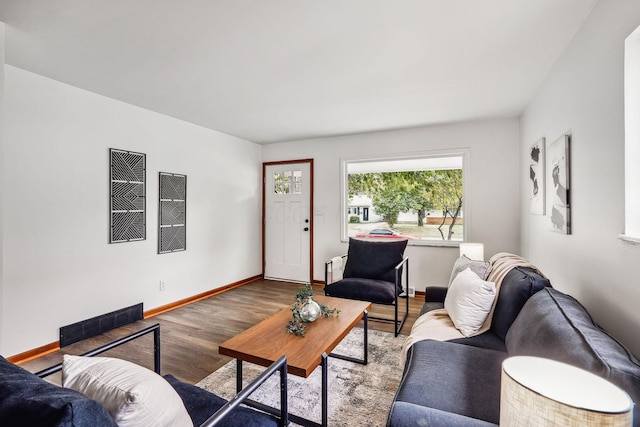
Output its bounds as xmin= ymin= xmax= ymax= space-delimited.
xmin=263 ymin=161 xmax=312 ymax=283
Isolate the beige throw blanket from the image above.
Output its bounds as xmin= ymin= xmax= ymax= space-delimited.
xmin=476 ymin=252 xmax=544 ymax=335
xmin=400 ymin=309 xmax=464 ymax=364
xmin=400 ymin=253 xmax=543 ymax=365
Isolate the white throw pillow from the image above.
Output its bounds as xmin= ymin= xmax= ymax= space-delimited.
xmin=62 ymin=355 xmax=193 ymax=427
xmin=444 ymin=267 xmax=496 ymax=337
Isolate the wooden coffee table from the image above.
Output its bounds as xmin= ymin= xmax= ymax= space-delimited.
xmin=219 ymin=295 xmax=371 ymax=427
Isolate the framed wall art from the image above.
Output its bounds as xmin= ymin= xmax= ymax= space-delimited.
xmin=547 ymin=135 xmax=571 ymax=234
xmin=158 ymin=172 xmax=186 ymax=253
xmin=529 ymin=137 xmax=545 ymax=215
xmin=109 ymin=148 xmax=146 ymax=243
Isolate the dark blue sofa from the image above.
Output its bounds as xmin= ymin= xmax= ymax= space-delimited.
xmin=388 ymin=267 xmax=640 ymax=426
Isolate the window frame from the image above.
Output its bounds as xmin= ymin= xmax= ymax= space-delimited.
xmin=340 ymin=148 xmax=470 ymax=247
xmin=620 ymin=25 xmax=640 ymax=245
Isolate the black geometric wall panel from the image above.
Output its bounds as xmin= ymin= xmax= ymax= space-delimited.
xmin=159 ymin=172 xmax=186 ymax=253
xmin=60 ymin=303 xmax=143 ymax=347
xmin=110 ymin=149 xmax=146 ymax=243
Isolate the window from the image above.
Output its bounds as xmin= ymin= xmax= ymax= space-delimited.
xmin=622 ymin=25 xmax=640 ymax=243
xmin=341 ymin=150 xmax=468 ymax=246
xmin=273 ymin=170 xmax=303 ymax=195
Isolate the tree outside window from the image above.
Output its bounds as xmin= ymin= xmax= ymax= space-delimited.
xmin=343 ymin=154 xmax=466 ymax=244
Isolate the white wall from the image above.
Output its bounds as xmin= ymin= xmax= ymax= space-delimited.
xmin=2 ymin=66 xmax=262 ymax=356
xmin=263 ymin=118 xmax=521 ymax=289
xmin=520 ymin=0 xmax=640 ymax=355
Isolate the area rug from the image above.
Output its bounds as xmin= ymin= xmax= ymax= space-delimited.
xmin=197 ymin=328 xmax=405 ymax=426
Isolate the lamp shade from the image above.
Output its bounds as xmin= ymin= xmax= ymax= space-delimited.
xmin=501 ymin=356 xmax=633 ymax=427
xmin=459 ymin=243 xmax=484 ymax=261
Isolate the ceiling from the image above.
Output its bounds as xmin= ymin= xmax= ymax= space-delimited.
xmin=0 ymin=1 xmax=598 ymax=144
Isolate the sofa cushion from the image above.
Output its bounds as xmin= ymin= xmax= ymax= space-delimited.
xmin=343 ymin=237 xmax=407 ymax=284
xmin=506 ymin=288 xmax=640 ymax=425
xmin=448 ymin=255 xmax=491 ymax=286
xmin=490 ymin=266 xmax=550 ymax=340
xmin=324 ymin=277 xmax=399 ymax=304
xmin=394 ymin=340 xmax=508 ymax=424
xmin=444 ymin=268 xmax=496 ymax=337
xmin=388 ymin=402 xmax=498 ymax=427
xmin=0 ymin=355 xmax=117 ymax=427
xmin=165 ymin=375 xmax=281 ymax=427
xmin=448 ymin=331 xmax=507 ymax=353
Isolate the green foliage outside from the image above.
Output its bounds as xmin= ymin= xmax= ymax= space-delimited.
xmin=349 ymin=215 xmax=361 ymax=223
xmin=274 ymin=172 xmax=287 ymax=194
xmin=348 ymin=170 xmax=463 ymax=240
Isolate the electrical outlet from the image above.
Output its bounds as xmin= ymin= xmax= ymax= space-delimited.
xmin=408 ymin=287 xmax=416 ymax=297
xmin=159 ymin=281 xmax=166 ymax=291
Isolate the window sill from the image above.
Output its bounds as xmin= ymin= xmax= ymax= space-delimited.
xmin=341 ymin=237 xmax=461 ymax=248
xmin=618 ymin=234 xmax=640 ymax=245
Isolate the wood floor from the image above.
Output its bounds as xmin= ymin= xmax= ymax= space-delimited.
xmin=19 ymin=280 xmax=423 ymax=385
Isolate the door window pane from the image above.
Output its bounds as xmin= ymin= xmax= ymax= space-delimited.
xmin=274 ymin=170 xmax=303 ymax=194
xmin=274 ymin=172 xmax=288 ymax=194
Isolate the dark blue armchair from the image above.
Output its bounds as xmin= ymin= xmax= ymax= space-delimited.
xmin=0 ymin=324 xmax=288 ymax=427
xmin=324 ymin=238 xmax=409 ymax=336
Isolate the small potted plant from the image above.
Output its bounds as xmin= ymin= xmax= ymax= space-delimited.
xmin=286 ymin=284 xmax=339 ymax=337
